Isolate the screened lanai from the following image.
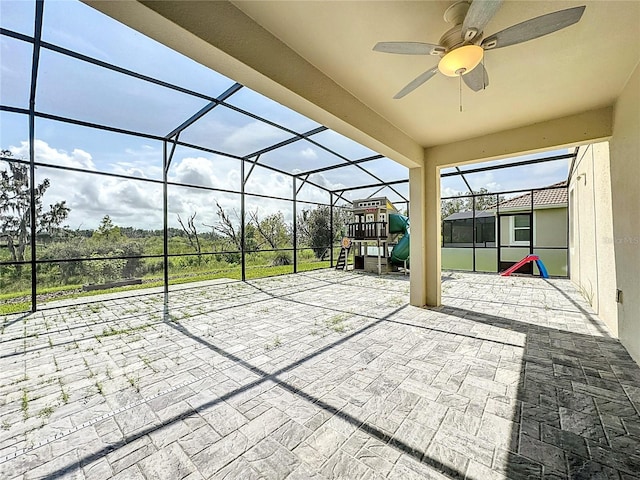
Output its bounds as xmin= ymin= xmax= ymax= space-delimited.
xmin=2 ymin=3 xmax=640 ymax=480
xmin=0 ymin=0 xmax=587 ymax=316
xmin=0 ymin=0 xmax=412 ymax=314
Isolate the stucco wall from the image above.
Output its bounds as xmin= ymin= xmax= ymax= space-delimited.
xmin=499 ymin=216 xmax=511 ymax=246
xmin=446 ymin=210 xmax=568 ymax=276
xmin=498 ymin=208 xmax=567 ymax=247
xmin=609 ymin=61 xmax=640 ymax=364
xmin=569 ymin=143 xmax=618 ymax=336
xmin=535 ymin=208 xmax=568 ymax=247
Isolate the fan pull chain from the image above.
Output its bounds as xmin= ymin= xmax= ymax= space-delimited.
xmin=482 ymin=55 xmax=487 ymax=90
xmin=459 ymin=73 xmax=463 ymax=112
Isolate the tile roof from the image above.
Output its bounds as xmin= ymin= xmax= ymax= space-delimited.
xmin=497 ymin=182 xmax=568 ymax=210
xmin=443 ymin=210 xmax=495 ymax=221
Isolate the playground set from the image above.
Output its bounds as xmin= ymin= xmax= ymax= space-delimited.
xmin=336 ymin=197 xmax=410 ymax=274
xmin=336 ymin=197 xmax=550 ymax=279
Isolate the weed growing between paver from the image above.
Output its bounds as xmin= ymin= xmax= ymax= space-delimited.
xmin=325 ymin=313 xmax=351 ymax=333
xmin=96 ymin=324 xmax=151 ymax=339
xmin=0 ymin=270 xmax=410 ymax=471
xmin=265 ymin=336 xmax=282 ymax=351
xmin=2 ymin=270 xmax=638 ymax=480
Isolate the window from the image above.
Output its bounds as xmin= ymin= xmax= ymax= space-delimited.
xmin=475 ymin=217 xmax=496 ymax=245
xmin=442 ymin=215 xmax=495 ymax=247
xmin=443 ymin=221 xmax=452 ymax=245
xmin=442 ymin=218 xmax=473 ymax=246
xmin=512 ymin=214 xmax=531 ymax=244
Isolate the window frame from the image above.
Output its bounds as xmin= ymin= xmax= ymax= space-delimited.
xmin=510 ymin=213 xmax=532 ymax=246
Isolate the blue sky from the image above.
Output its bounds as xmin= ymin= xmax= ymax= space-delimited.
xmin=0 ymin=0 xmax=569 ymax=230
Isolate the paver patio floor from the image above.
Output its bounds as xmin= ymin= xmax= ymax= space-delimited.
xmin=1 ymin=270 xmax=639 ymax=479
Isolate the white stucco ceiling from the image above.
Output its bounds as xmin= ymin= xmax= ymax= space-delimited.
xmin=232 ymin=1 xmax=640 ymax=148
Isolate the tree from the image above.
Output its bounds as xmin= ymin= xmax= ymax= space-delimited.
xmin=441 ymin=196 xmax=466 ymax=220
xmin=297 ymin=206 xmax=349 ymax=259
xmin=248 ymin=210 xmax=290 ymax=249
xmin=79 ymin=215 xmax=144 ymax=283
xmin=177 ymin=212 xmax=201 ymax=257
xmin=92 ymin=215 xmax=122 ymax=242
xmin=473 ymin=188 xmax=500 ymax=210
xmin=209 ymin=202 xmax=242 ymax=251
xmin=0 ymin=152 xmax=69 ymax=263
xmin=441 ymin=188 xmax=500 ymax=219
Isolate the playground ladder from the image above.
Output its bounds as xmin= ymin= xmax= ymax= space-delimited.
xmin=335 ymin=246 xmax=350 ymax=270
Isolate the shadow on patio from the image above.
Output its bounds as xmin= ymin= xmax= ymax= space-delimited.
xmin=0 ymin=270 xmax=638 ymax=479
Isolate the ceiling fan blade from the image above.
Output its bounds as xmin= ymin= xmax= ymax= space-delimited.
xmin=462 ymin=0 xmax=504 ymax=41
xmin=394 ymin=67 xmax=439 ymax=99
xmin=463 ymin=64 xmax=489 ymax=92
xmin=373 ymin=42 xmax=445 ymax=56
xmin=481 ymin=5 xmax=586 ymax=50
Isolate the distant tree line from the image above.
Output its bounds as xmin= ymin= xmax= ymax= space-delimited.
xmin=1 ymin=150 xmax=346 ymax=289
xmin=0 ymin=151 xmax=69 ymax=267
xmin=441 ymin=187 xmax=501 ymax=219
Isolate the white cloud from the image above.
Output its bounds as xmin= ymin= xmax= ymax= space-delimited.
xmin=300 ymin=147 xmax=317 ymax=160
xmin=3 ymin=139 xmax=346 ymax=231
xmin=168 ymin=153 xmax=242 ymax=192
xmin=467 ymin=175 xmax=502 ymax=193
xmin=484 ymin=181 xmax=502 ymax=192
xmin=222 ymin=121 xmax=288 ymax=155
xmin=108 ymin=145 xmax=163 ymax=179
xmin=11 ymin=139 xmax=97 ymax=170
xmin=171 ymin=156 xmax=221 ymax=187
xmin=441 ymin=186 xmax=462 ymax=198
xmin=308 ymin=172 xmax=345 ymax=191
xmin=59 ymin=172 xmax=164 ymax=229
xmin=7 ymin=140 xmax=162 ymax=230
xmin=246 ymin=169 xmax=291 ymax=199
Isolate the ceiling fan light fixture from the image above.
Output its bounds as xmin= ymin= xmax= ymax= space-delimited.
xmin=438 ymin=44 xmax=484 ymax=77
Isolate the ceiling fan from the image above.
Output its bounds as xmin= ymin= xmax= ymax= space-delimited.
xmin=374 ymin=1 xmax=586 ymax=99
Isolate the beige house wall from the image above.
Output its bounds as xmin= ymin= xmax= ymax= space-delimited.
xmin=535 ymin=208 xmax=568 ymax=248
xmin=569 ymin=61 xmax=640 ymax=364
xmin=497 ymin=208 xmax=567 ymax=247
xmin=569 ymin=143 xmax=618 ymax=336
xmin=609 ymin=61 xmax=640 ymax=364
xmin=499 ymin=216 xmax=511 ymax=246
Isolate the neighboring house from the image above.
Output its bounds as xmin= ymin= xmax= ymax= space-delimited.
xmin=442 ymin=210 xmax=495 ymax=248
xmin=442 ymin=183 xmax=568 ymax=275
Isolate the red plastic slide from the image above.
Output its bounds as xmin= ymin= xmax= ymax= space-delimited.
xmin=500 ymin=254 xmax=539 ymax=276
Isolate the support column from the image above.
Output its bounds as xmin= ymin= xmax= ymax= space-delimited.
xmin=409 ymin=161 xmax=441 ymax=307
xmin=162 ymin=142 xmax=169 ymax=297
xmin=293 ymin=177 xmax=297 ymax=273
xmin=329 ymin=193 xmax=334 ymax=267
xmin=425 ymin=158 xmax=442 ymax=306
xmin=241 ymin=158 xmax=246 ymax=281
xmin=409 ymin=167 xmax=426 ymax=306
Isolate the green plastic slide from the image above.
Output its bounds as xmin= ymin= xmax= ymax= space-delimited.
xmin=389 ymin=213 xmax=410 ymax=265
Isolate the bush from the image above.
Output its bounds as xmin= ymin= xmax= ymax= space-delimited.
xmin=221 ymin=252 xmax=241 ymax=264
xmin=271 ymin=251 xmax=292 ymax=266
xmin=39 ymin=236 xmax=144 ymax=285
xmin=85 ymin=254 xmax=126 ymax=284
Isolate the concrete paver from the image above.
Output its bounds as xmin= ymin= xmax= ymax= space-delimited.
xmin=1 ymin=270 xmax=639 ymax=479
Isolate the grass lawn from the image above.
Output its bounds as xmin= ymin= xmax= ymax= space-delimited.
xmin=0 ymin=260 xmax=333 ymax=315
